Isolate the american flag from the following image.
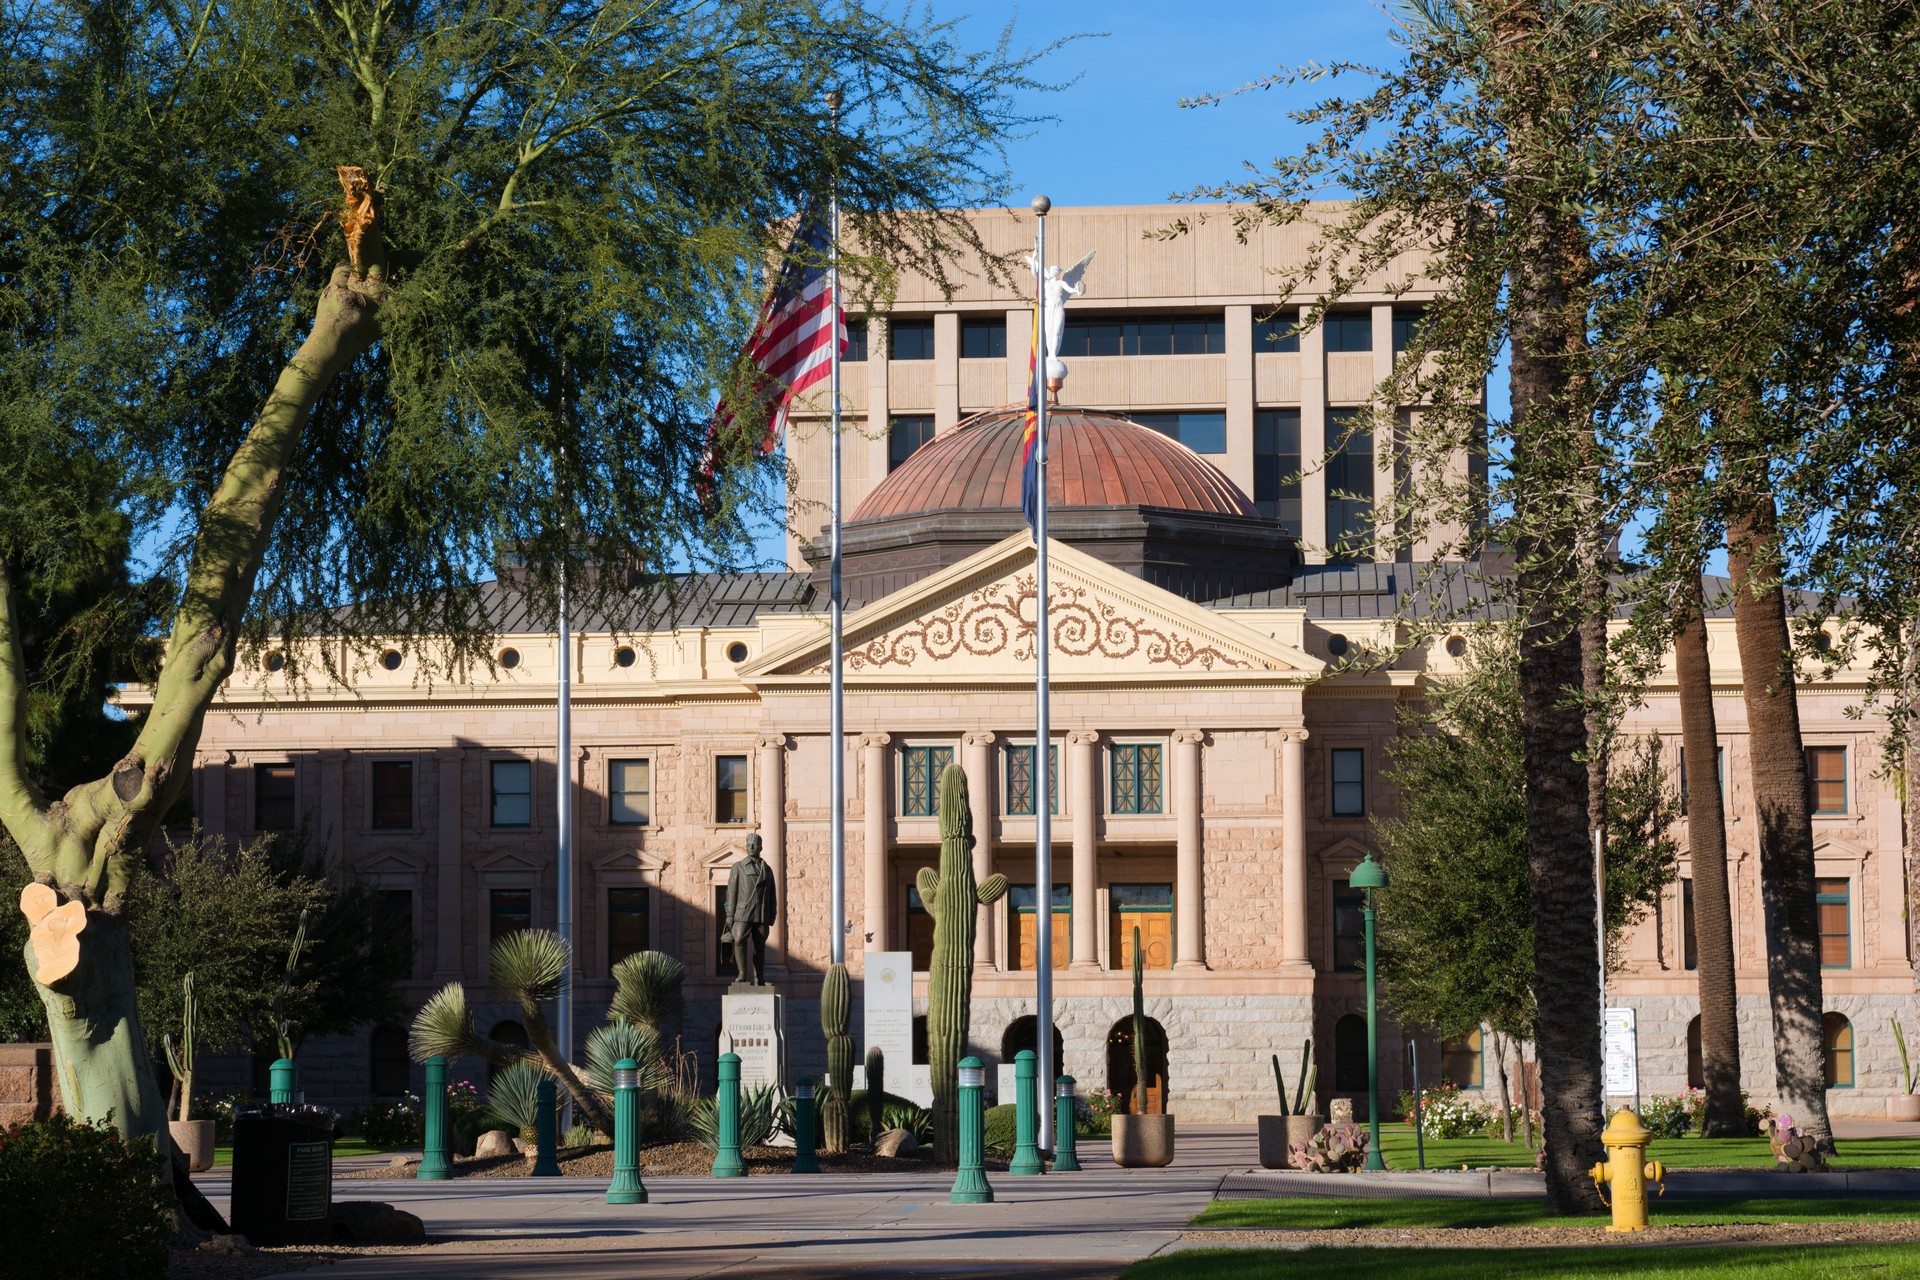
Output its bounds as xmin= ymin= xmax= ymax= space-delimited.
xmin=715 ymin=210 xmax=846 ymax=455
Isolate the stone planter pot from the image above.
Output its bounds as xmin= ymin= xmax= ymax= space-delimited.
xmin=1890 ymin=1095 xmax=1920 ymax=1122
xmin=169 ymin=1119 xmax=216 ymax=1173
xmin=1112 ymin=1113 xmax=1176 ymax=1168
xmin=1257 ymin=1114 xmax=1324 ymax=1168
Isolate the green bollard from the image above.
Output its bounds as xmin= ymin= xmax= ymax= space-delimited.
xmin=531 ymin=1076 xmax=561 ymax=1176
xmin=606 ymin=1057 xmax=647 ymax=1204
xmin=711 ymin=1053 xmax=745 ymax=1178
xmin=1009 ymin=1049 xmax=1043 ymax=1175
xmin=1053 ymin=1075 xmax=1081 ymax=1172
xmin=951 ymin=1056 xmax=993 ymax=1204
xmin=791 ymin=1077 xmax=820 ymax=1174
xmin=268 ymin=1058 xmax=298 ymax=1104
xmin=418 ymin=1056 xmax=452 ymax=1180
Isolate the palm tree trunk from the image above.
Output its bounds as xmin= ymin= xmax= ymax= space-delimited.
xmin=1674 ymin=574 xmax=1745 ymax=1135
xmin=1726 ymin=491 xmax=1833 ymax=1151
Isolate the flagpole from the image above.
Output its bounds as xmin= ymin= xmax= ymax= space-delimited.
xmin=828 ymin=88 xmax=847 ymax=969
xmin=1031 ymin=194 xmax=1055 ymax=1152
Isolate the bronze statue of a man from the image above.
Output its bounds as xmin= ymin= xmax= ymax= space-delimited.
xmin=722 ymin=834 xmax=777 ymax=985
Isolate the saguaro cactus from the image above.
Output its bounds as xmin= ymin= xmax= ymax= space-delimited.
xmin=1131 ymin=924 xmax=1148 ymax=1114
xmin=821 ymin=962 xmax=853 ymax=1153
xmin=917 ymin=763 xmax=1007 ymax=1167
xmin=163 ymin=972 xmax=197 ymax=1122
xmin=866 ymin=1045 xmax=886 ymax=1146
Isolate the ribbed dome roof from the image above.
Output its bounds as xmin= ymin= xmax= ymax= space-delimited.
xmin=850 ymin=407 xmax=1259 ymax=524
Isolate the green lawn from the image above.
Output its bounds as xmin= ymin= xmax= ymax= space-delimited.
xmin=209 ymin=1139 xmax=405 ymax=1167
xmin=1124 ymin=1245 xmax=1920 ymax=1280
xmin=1193 ymin=1196 xmax=1920 ymax=1230
xmin=1374 ymin=1125 xmax=1920 ymax=1170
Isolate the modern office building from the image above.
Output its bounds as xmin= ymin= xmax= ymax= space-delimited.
xmin=148 ymin=205 xmax=1912 ymax=1119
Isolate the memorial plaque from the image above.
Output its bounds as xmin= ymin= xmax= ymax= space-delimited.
xmin=284 ymin=1141 xmax=331 ymax=1221
xmin=1602 ymin=1006 xmax=1638 ymax=1098
xmin=720 ymin=990 xmax=785 ymax=1091
xmin=863 ymin=950 xmax=913 ymax=1074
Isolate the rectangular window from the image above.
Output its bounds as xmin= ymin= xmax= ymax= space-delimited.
xmin=377 ymin=889 xmax=415 ymax=978
xmin=608 ymin=758 xmax=651 ymax=826
xmin=489 ymin=888 xmax=532 ymax=949
xmin=1004 ymin=744 xmax=1060 ymax=816
xmin=1009 ymin=884 xmax=1070 ymax=971
xmin=370 ymin=761 xmax=413 ymax=830
xmin=1253 ymin=409 xmax=1302 ymax=532
xmin=961 ymin=317 xmax=1007 ymax=359
xmin=844 ymin=319 xmax=868 ymax=363
xmin=888 ymin=415 xmax=936 ymax=472
xmin=1059 ymin=313 xmax=1227 ymax=357
xmin=490 ymin=759 xmax=532 ymax=828
xmin=889 ymin=317 xmax=934 ymax=361
xmin=906 ymin=885 xmax=935 ymax=970
xmin=606 ymin=887 xmax=650 ymax=972
xmin=713 ymin=886 xmax=737 ymax=977
xmin=1129 ymin=410 xmax=1227 ymax=455
xmin=254 ymin=763 xmax=296 ymax=831
xmin=1683 ymin=879 xmax=1698 ymax=972
xmin=1817 ymin=878 xmax=1850 ymax=968
xmin=714 ymin=755 xmax=749 ymax=824
xmin=901 ymin=745 xmax=955 ymax=817
xmin=1254 ymin=310 xmax=1300 ymax=352
xmin=1391 ymin=307 xmax=1424 ymax=354
xmin=1677 ymin=745 xmax=1726 ymax=816
xmin=1332 ymin=880 xmax=1365 ymax=973
xmin=1441 ymin=1028 xmax=1485 ymax=1089
xmin=1110 ymin=883 xmax=1174 ymax=970
xmin=1110 ymin=744 xmax=1164 ymax=815
xmin=1806 ymin=745 xmax=1847 ymax=814
xmin=1331 ymin=748 xmax=1366 ymax=816
xmin=1323 ymin=310 xmax=1374 ymax=352
xmin=1325 ymin=408 xmax=1374 ymax=560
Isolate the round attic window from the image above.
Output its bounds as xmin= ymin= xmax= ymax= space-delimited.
xmin=1326 ymin=634 xmax=1350 ymax=658
xmin=1813 ymin=630 xmax=1833 ymax=652
xmin=614 ymin=646 xmax=637 ymax=668
xmin=498 ymin=647 xmax=521 ymax=670
xmin=263 ymin=650 xmax=286 ymax=673
xmin=727 ymin=642 xmax=749 ymax=663
xmin=1445 ymin=635 xmax=1467 ymax=658
xmin=380 ymin=649 xmax=403 ymax=671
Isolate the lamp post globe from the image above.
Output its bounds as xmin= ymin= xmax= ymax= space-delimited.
xmin=1350 ymin=853 xmax=1389 ymax=1171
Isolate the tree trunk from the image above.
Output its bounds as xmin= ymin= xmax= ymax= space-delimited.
xmin=1674 ymin=575 xmax=1745 ymax=1136
xmin=1904 ymin=624 xmax=1920 ymax=989
xmin=1490 ymin=1027 xmax=1514 ymax=1143
xmin=26 ymin=914 xmax=168 ymax=1148
xmin=1726 ymin=491 xmax=1833 ymax=1151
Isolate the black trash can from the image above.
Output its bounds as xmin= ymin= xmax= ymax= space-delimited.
xmin=229 ymin=1104 xmax=335 ymax=1246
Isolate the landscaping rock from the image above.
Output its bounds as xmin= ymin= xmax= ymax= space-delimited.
xmin=332 ymin=1201 xmax=426 ymax=1244
xmin=386 ymin=1154 xmax=420 ymax=1173
xmin=198 ymin=1234 xmax=255 ymax=1257
xmin=873 ymin=1127 xmax=918 ymax=1157
xmin=474 ymin=1129 xmax=517 ymax=1158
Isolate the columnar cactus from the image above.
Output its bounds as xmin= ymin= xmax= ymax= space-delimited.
xmin=1131 ymin=924 xmax=1148 ymax=1114
xmin=821 ymin=962 xmax=853 ymax=1153
xmin=163 ymin=972 xmax=198 ymax=1122
xmin=917 ymin=763 xmax=1007 ymax=1168
xmin=1272 ymin=1039 xmax=1316 ymax=1116
xmin=866 ymin=1045 xmax=886 ymax=1146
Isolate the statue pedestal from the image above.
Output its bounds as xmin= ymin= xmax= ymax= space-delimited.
xmin=720 ymin=990 xmax=790 ymax=1146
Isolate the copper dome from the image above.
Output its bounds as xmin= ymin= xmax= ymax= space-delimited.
xmin=850 ymin=407 xmax=1259 ymax=523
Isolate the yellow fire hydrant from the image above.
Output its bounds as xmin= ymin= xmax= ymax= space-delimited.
xmin=1589 ymin=1108 xmax=1667 ymax=1231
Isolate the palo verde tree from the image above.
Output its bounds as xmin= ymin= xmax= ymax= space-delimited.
xmin=2 ymin=0 xmax=1061 ymax=1146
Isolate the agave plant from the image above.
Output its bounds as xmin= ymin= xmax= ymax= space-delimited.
xmin=692 ymin=1081 xmax=781 ymax=1150
xmin=483 ymin=1059 xmax=547 ymax=1141
xmin=610 ymin=951 xmax=687 ymax=1034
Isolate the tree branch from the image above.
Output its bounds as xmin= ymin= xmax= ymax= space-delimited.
xmin=0 ymin=560 xmax=53 ymax=873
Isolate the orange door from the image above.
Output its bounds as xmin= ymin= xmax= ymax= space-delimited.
xmin=1014 ymin=910 xmax=1070 ymax=970
xmin=1112 ymin=910 xmax=1174 ymax=970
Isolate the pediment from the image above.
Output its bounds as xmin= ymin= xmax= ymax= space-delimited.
xmin=744 ymin=534 xmax=1321 ymax=686
xmin=1812 ymin=836 xmax=1870 ymax=869
xmin=357 ymin=848 xmax=427 ymax=875
xmin=590 ymin=845 xmax=670 ymax=874
xmin=474 ymin=847 xmax=546 ymax=873
xmin=1315 ymin=837 xmax=1374 ymax=866
xmin=700 ymin=840 xmax=753 ymax=872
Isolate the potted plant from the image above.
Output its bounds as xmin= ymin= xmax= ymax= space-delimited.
xmin=164 ymin=973 xmax=216 ymax=1172
xmin=1892 ymin=1021 xmax=1920 ymax=1122
xmin=1258 ymin=1040 xmax=1321 ymax=1168
xmin=1112 ymin=926 xmax=1175 ymax=1167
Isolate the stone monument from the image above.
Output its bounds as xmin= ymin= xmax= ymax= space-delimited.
xmin=858 ymin=951 xmax=933 ymax=1106
xmin=722 ymin=835 xmax=776 ymax=987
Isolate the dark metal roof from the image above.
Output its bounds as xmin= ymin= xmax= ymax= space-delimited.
xmin=488 ymin=572 xmax=817 ymax=634
xmin=1208 ymin=561 xmax=1507 ymax=622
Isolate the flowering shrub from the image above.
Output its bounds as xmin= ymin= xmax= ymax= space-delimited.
xmin=1641 ymin=1089 xmax=1702 ymax=1138
xmin=199 ymin=1092 xmax=249 ymax=1142
xmin=360 ymin=1094 xmax=423 ymax=1147
xmin=0 ymin=1114 xmax=172 ymax=1279
xmin=1478 ymin=1104 xmax=1541 ymax=1140
xmin=1397 ymin=1082 xmax=1487 ymax=1139
xmin=1084 ymin=1087 xmax=1122 ymax=1124
xmin=446 ymin=1078 xmax=482 ymax=1118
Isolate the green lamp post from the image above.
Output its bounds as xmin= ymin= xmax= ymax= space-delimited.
xmin=1350 ymin=852 xmax=1389 ymax=1171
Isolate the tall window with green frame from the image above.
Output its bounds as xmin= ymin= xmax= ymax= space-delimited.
xmin=1110 ymin=743 xmax=1163 ymax=815
xmin=1816 ymin=878 xmax=1850 ymax=968
xmin=1004 ymin=743 xmax=1059 ymax=816
xmin=901 ymin=745 xmax=954 ymax=817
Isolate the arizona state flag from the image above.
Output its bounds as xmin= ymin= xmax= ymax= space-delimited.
xmin=1019 ymin=303 xmax=1041 ymax=538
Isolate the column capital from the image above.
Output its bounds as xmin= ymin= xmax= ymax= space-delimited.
xmin=756 ymin=733 xmax=789 ymax=752
xmin=858 ymin=732 xmax=892 ymax=750
xmin=1277 ymin=727 xmax=1310 ymax=745
xmin=1172 ymin=729 xmax=1207 ymax=747
xmin=1067 ymin=730 xmax=1101 ymax=747
xmin=962 ymin=731 xmax=997 ymax=748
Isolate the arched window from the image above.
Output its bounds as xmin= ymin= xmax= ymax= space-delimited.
xmin=1686 ymin=1016 xmax=1703 ymax=1091
xmin=1333 ymin=1014 xmax=1367 ymax=1092
xmin=369 ymin=1025 xmax=410 ymax=1097
xmin=1823 ymin=1013 xmax=1854 ymax=1088
xmin=1441 ymin=1028 xmax=1484 ymax=1089
xmin=1106 ymin=1016 xmax=1170 ymax=1114
xmin=1000 ymin=1016 xmax=1065 ymax=1075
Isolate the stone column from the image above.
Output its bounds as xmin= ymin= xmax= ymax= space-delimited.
xmin=757 ymin=733 xmax=788 ymax=972
xmin=962 ymin=732 xmax=997 ymax=972
xmin=1280 ymin=729 xmax=1312 ymax=971
xmin=1069 ymin=732 xmax=1101 ymax=970
xmin=1172 ymin=730 xmax=1207 ymax=971
xmin=861 ymin=734 xmax=892 ymax=951
xmin=433 ymin=748 xmax=465 ymax=980
xmin=201 ymin=753 xmax=229 ymax=838
xmin=318 ymin=752 xmax=345 ymax=882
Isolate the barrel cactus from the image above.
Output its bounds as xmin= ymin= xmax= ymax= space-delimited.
xmin=917 ymin=763 xmax=1007 ymax=1168
xmin=821 ymin=962 xmax=853 ymax=1153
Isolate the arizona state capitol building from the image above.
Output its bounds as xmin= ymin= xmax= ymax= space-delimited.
xmin=146 ymin=205 xmax=1915 ymax=1120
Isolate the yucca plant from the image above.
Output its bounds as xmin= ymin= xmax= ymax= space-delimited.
xmin=483 ymin=1059 xmax=547 ymax=1141
xmin=583 ymin=1020 xmax=673 ymax=1103
xmin=692 ymin=1081 xmax=780 ymax=1150
xmin=610 ymin=951 xmax=687 ymax=1034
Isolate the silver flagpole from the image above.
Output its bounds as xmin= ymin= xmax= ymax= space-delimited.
xmin=556 ymin=524 xmax=574 ymax=1094
xmin=1031 ymin=194 xmax=1054 ymax=1151
xmin=828 ymin=89 xmax=847 ymax=968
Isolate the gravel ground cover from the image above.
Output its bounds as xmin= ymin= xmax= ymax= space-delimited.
xmin=340 ymin=1139 xmax=1009 ymax=1178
